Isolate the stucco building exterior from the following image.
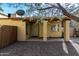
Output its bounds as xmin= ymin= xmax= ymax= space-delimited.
xmin=0 ymin=13 xmax=79 ymax=42
xmin=0 ymin=16 xmax=71 ymax=42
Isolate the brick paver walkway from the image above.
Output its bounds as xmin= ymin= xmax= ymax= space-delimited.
xmin=0 ymin=38 xmax=79 ymax=56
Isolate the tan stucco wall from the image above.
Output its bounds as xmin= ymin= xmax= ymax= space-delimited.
xmin=38 ymin=21 xmax=62 ymax=38
xmin=0 ymin=18 xmax=26 ymax=41
xmin=47 ymin=21 xmax=62 ymax=37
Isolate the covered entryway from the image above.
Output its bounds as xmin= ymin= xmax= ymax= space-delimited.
xmin=25 ymin=17 xmax=42 ymax=41
xmin=25 ymin=17 xmax=71 ymax=42
xmin=25 ymin=17 xmax=63 ymax=41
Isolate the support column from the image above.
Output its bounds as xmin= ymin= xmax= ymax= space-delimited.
xmin=64 ymin=20 xmax=70 ymax=42
xmin=43 ymin=21 xmax=48 ymax=41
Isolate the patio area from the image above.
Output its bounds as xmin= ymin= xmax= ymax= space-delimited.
xmin=0 ymin=38 xmax=79 ymax=56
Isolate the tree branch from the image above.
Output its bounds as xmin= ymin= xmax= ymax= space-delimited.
xmin=37 ymin=7 xmax=53 ymax=10
xmin=37 ymin=3 xmax=60 ymax=10
xmin=37 ymin=3 xmax=79 ymax=22
xmin=57 ymin=3 xmax=79 ymax=22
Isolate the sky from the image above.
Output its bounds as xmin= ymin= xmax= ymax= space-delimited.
xmin=0 ymin=3 xmax=27 ymax=15
xmin=0 ymin=3 xmax=79 ymax=17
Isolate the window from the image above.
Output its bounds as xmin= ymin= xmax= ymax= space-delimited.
xmin=51 ymin=24 xmax=58 ymax=32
